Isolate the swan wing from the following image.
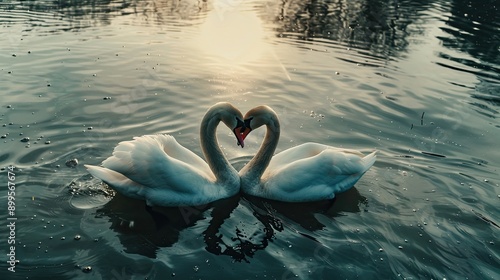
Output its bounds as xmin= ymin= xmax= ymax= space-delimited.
xmin=264 ymin=142 xmax=366 ymax=177
xmin=104 ymin=134 xmax=215 ymax=190
xmin=261 ymin=148 xmax=376 ymax=202
xmin=104 ymin=134 xmax=213 ymax=178
xmin=87 ymin=135 xmax=222 ymax=205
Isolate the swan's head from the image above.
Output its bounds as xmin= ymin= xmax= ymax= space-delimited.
xmin=232 ymin=118 xmax=246 ymax=148
xmin=240 ymin=105 xmax=279 ymax=141
xmin=213 ymin=102 xmax=246 ymax=148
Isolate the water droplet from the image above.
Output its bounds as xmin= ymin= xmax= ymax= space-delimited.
xmin=61 ymin=237 xmax=66 ymax=240
xmin=398 ymin=246 xmax=403 ymax=249
xmin=65 ymin=159 xmax=78 ymax=168
xmin=379 ymin=248 xmax=384 ymax=252
xmin=82 ymin=266 xmax=92 ymax=273
xmin=193 ymin=266 xmax=199 ymax=272
xmin=21 ymin=137 xmax=30 ymax=142
xmin=74 ymin=235 xmax=81 ymax=240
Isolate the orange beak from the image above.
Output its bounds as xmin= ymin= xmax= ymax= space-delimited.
xmin=234 ymin=127 xmax=252 ymax=148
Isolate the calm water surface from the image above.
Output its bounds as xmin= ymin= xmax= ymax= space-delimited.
xmin=1 ymin=0 xmax=499 ymax=279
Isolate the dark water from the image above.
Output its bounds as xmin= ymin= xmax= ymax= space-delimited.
xmin=1 ymin=0 xmax=499 ymax=279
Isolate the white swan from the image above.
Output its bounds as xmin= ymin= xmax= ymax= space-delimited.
xmin=238 ymin=105 xmax=377 ymax=202
xmin=84 ymin=102 xmax=246 ymax=207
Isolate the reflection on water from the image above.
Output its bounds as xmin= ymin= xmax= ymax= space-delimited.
xmin=93 ymin=183 xmax=364 ymax=262
xmin=1 ymin=0 xmax=499 ymax=279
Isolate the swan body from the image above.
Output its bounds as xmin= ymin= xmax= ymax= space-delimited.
xmin=239 ymin=105 xmax=376 ymax=202
xmin=85 ymin=102 xmax=246 ymax=207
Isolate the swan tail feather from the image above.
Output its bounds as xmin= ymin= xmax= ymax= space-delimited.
xmin=361 ymin=151 xmax=377 ymax=173
xmin=84 ymin=164 xmax=145 ymax=199
xmin=327 ymin=150 xmax=377 ymax=195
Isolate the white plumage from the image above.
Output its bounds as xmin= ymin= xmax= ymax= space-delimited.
xmin=85 ymin=103 xmax=244 ymax=206
xmin=239 ymin=106 xmax=376 ymax=202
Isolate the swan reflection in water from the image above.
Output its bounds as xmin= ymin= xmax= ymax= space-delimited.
xmin=94 ymin=188 xmax=367 ymax=261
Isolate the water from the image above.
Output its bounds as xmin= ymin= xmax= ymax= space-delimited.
xmin=1 ymin=0 xmax=499 ymax=279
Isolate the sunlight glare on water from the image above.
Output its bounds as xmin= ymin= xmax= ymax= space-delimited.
xmin=197 ymin=4 xmax=269 ymax=65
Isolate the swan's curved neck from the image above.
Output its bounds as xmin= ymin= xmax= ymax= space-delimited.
xmin=239 ymin=115 xmax=280 ymax=183
xmin=200 ymin=111 xmax=238 ymax=185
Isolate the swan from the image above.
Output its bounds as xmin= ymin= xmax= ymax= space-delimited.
xmin=238 ymin=105 xmax=377 ymax=202
xmin=84 ymin=102 xmax=246 ymax=207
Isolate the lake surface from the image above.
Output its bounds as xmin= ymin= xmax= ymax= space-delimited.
xmin=1 ymin=0 xmax=499 ymax=279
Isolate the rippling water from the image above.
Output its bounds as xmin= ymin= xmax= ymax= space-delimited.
xmin=1 ymin=0 xmax=499 ymax=279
